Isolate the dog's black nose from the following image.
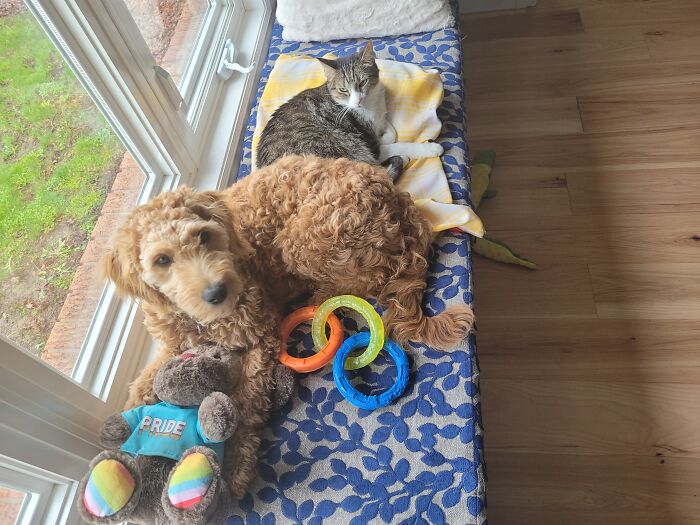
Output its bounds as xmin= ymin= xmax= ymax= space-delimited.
xmin=202 ymin=282 xmax=228 ymax=305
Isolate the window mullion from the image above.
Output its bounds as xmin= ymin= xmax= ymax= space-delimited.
xmin=81 ymin=0 xmax=198 ymax=173
xmin=28 ymin=0 xmax=195 ymax=181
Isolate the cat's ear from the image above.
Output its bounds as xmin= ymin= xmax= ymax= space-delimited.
xmin=317 ymin=57 xmax=337 ymax=78
xmin=361 ymin=40 xmax=375 ymax=63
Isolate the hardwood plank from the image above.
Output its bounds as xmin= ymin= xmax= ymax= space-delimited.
xmin=480 ymin=212 xmax=700 ymax=264
xmin=464 ymin=57 xmax=700 ymax=100
xmin=463 ymin=0 xmax=700 ymax=522
xmin=467 ymin=97 xmax=583 ymax=138
xmin=578 ymin=82 xmax=700 ymax=133
xmin=590 ymin=263 xmax=700 ymax=319
xmin=461 ymin=8 xmax=584 ymax=42
xmin=567 ymin=167 xmax=700 ymax=215
xmin=477 ymin=318 xmax=700 ymax=384
xmin=486 ymin=452 xmax=700 ymax=523
xmin=477 ymin=165 xmax=572 ymax=216
xmin=645 ymin=21 xmax=700 ymax=60
xmin=464 ymin=27 xmax=650 ymax=68
xmin=488 ymin=508 xmax=700 ymax=525
xmin=477 ymin=187 xmax=572 ymax=216
xmin=472 ymin=258 xmax=596 ymax=318
xmin=470 ymin=127 xmax=700 ymax=171
xmin=580 ymin=0 xmax=700 ymax=28
xmin=525 ymin=0 xmax=676 ymax=7
xmin=482 ymin=378 xmax=700 ymax=457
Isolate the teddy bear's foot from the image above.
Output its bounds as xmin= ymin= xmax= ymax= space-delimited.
xmin=163 ymin=447 xmax=229 ymax=525
xmin=77 ymin=450 xmax=141 ymax=524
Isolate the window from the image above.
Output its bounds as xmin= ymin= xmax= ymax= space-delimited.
xmin=0 ymin=1 xmax=137 ymax=377
xmin=0 ymin=1 xmax=273 ymax=522
xmin=127 ymin=0 xmax=211 ymax=86
xmin=0 ymin=485 xmax=25 ymax=525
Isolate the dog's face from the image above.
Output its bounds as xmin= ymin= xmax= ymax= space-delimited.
xmin=102 ymin=187 xmax=254 ymax=324
xmin=139 ymin=213 xmax=243 ymax=323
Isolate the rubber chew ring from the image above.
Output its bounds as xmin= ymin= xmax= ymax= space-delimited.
xmin=333 ymin=332 xmax=409 ymax=410
xmin=312 ymin=295 xmax=384 ymax=370
xmin=279 ymin=306 xmax=343 ymax=373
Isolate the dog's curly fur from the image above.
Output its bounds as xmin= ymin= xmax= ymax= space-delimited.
xmin=102 ymin=155 xmax=474 ymax=498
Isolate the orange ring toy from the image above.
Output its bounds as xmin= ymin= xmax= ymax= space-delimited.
xmin=279 ymin=306 xmax=343 ymax=373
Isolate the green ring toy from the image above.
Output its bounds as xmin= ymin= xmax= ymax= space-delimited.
xmin=311 ymin=295 xmax=384 ymax=370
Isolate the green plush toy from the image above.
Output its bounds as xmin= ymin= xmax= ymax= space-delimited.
xmin=470 ymin=150 xmax=537 ymax=270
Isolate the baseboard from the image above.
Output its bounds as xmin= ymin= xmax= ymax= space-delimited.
xmin=458 ymin=0 xmax=537 ymax=13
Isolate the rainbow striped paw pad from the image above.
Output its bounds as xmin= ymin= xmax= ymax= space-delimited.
xmin=83 ymin=459 xmax=136 ymax=518
xmin=168 ymin=452 xmax=214 ymax=509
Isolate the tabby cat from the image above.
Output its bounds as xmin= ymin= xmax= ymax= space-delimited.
xmin=256 ymin=41 xmax=443 ymax=180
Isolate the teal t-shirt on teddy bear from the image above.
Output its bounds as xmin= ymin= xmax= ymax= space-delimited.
xmin=120 ymin=402 xmax=225 ymax=463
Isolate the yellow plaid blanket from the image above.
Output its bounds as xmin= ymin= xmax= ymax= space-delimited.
xmin=252 ymin=54 xmax=484 ymax=236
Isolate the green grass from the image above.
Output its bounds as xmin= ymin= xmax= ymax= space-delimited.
xmin=0 ymin=11 xmax=123 ymax=281
xmin=40 ymin=239 xmax=83 ymax=290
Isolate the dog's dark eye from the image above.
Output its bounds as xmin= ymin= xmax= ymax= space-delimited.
xmin=155 ymin=255 xmax=171 ymax=266
xmin=199 ymin=231 xmax=210 ymax=245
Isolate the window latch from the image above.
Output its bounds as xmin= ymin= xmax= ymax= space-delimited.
xmin=217 ymin=39 xmax=255 ymax=80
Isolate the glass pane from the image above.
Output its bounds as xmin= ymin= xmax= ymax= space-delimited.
xmin=0 ymin=4 xmax=146 ymax=375
xmin=125 ymin=0 xmax=210 ymax=86
xmin=0 ymin=486 xmax=25 ymax=525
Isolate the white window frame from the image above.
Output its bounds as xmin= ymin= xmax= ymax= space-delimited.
xmin=0 ymin=457 xmax=78 ymax=525
xmin=0 ymin=0 xmax=274 ymax=522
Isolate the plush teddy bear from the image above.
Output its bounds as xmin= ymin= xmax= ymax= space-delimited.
xmin=77 ymin=346 xmax=244 ymax=525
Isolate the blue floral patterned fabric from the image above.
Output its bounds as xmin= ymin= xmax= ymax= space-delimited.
xmin=228 ymin=15 xmax=486 ymax=525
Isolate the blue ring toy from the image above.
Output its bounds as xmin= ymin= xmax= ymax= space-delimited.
xmin=333 ymin=332 xmax=409 ymax=410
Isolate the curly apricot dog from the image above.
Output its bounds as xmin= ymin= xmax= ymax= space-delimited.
xmin=102 ymin=155 xmax=474 ymax=497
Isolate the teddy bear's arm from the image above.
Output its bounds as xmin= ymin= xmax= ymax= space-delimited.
xmin=197 ymin=392 xmax=239 ymax=443
xmin=273 ymin=364 xmax=295 ymax=409
xmin=99 ymin=413 xmax=133 ymax=449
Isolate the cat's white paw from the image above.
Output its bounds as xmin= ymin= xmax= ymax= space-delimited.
xmin=379 ymin=124 xmax=397 ymax=145
xmin=419 ymin=142 xmax=444 ymax=158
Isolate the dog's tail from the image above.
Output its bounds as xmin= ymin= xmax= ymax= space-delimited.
xmin=380 ymin=270 xmax=474 ymax=350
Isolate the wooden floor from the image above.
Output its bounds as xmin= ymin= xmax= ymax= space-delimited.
xmin=461 ymin=1 xmax=700 ymax=523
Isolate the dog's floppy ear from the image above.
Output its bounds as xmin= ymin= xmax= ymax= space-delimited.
xmin=188 ymin=190 xmax=255 ymax=260
xmin=100 ymin=246 xmax=128 ymax=293
xmin=100 ymin=243 xmax=143 ymax=298
xmin=100 ymin=233 xmax=167 ymax=306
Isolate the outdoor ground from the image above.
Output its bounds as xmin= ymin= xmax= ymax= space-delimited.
xmin=0 ymin=1 xmax=192 ymax=519
xmin=0 ymin=6 xmax=123 ymax=353
xmin=0 ymin=0 xmax=197 ymax=525
xmin=0 ymin=0 xmax=188 ymax=356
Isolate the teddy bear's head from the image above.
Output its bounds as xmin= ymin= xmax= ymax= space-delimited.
xmin=153 ymin=346 xmax=242 ymax=406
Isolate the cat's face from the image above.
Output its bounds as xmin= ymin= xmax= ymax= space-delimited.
xmin=318 ymin=41 xmax=379 ymax=109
